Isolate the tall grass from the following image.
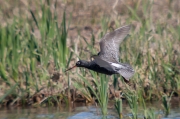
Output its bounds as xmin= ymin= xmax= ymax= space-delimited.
xmin=114 ymin=98 xmax=123 ymax=119
xmin=124 ymin=91 xmax=138 ymax=119
xmin=78 ymin=73 xmax=109 ymax=116
xmin=0 ymin=1 xmax=72 ymax=105
xmin=162 ymin=92 xmax=173 ymax=117
xmin=69 ymin=0 xmax=180 ymax=117
xmin=0 ymin=0 xmax=180 ymax=118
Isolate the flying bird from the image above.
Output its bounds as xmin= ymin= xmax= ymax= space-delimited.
xmin=65 ymin=25 xmax=134 ymax=82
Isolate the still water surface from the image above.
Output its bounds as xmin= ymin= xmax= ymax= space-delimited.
xmin=0 ymin=102 xmax=180 ymax=119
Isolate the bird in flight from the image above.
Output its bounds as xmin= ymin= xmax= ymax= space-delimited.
xmin=65 ymin=25 xmax=134 ymax=82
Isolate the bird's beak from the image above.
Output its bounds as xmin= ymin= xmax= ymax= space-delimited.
xmin=65 ymin=65 xmax=77 ymax=72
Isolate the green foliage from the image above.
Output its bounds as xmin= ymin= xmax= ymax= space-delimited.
xmin=114 ymin=98 xmax=123 ymax=119
xmin=162 ymin=93 xmax=173 ymax=117
xmin=0 ymin=0 xmax=180 ymax=118
xmin=0 ymin=1 xmax=71 ymax=104
xmin=78 ymin=73 xmax=109 ymax=116
xmin=141 ymin=97 xmax=157 ymax=119
xmin=124 ymin=91 xmax=138 ymax=119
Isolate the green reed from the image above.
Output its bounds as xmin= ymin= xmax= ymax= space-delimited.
xmin=0 ymin=1 xmax=72 ymax=105
xmin=162 ymin=92 xmax=173 ymax=117
xmin=114 ymin=98 xmax=123 ymax=119
xmin=0 ymin=1 xmax=180 ymax=118
xmin=124 ymin=91 xmax=138 ymax=119
xmin=141 ymin=97 xmax=157 ymax=119
xmin=78 ymin=73 xmax=109 ymax=116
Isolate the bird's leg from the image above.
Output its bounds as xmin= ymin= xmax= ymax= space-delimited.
xmin=123 ymin=77 xmax=136 ymax=91
xmin=122 ymin=77 xmax=131 ymax=86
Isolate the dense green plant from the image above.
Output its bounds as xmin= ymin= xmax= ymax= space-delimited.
xmin=141 ymin=97 xmax=157 ymax=119
xmin=0 ymin=1 xmax=72 ymax=105
xmin=0 ymin=0 xmax=180 ymax=118
xmin=114 ymin=98 xmax=123 ymax=119
xmin=162 ymin=93 xmax=173 ymax=117
xmin=124 ymin=90 xmax=138 ymax=119
xmin=78 ymin=73 xmax=109 ymax=116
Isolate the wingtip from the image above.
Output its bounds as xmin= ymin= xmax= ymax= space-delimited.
xmin=122 ymin=24 xmax=131 ymax=30
xmin=114 ymin=24 xmax=131 ymax=32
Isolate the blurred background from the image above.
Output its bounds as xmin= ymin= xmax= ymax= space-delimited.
xmin=0 ymin=0 xmax=180 ymax=117
xmin=0 ymin=0 xmax=180 ymax=119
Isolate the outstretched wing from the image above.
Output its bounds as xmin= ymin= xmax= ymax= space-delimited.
xmin=99 ymin=25 xmax=131 ymax=63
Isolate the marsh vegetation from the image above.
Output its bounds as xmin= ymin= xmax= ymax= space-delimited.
xmin=0 ymin=0 xmax=180 ymax=118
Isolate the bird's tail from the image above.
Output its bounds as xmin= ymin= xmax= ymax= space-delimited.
xmin=117 ymin=63 xmax=134 ymax=81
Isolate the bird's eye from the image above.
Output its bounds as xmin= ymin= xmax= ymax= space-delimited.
xmin=77 ymin=61 xmax=81 ymax=65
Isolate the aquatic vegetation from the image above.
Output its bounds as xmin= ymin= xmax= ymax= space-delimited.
xmin=141 ymin=97 xmax=157 ymax=119
xmin=143 ymin=108 xmax=157 ymax=119
xmin=0 ymin=1 xmax=72 ymax=106
xmin=124 ymin=91 xmax=138 ymax=119
xmin=0 ymin=0 xmax=180 ymax=118
xmin=114 ymin=98 xmax=123 ymax=119
xmin=78 ymin=73 xmax=109 ymax=116
xmin=162 ymin=93 xmax=173 ymax=117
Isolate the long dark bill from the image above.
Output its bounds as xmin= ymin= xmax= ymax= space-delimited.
xmin=65 ymin=65 xmax=77 ymax=72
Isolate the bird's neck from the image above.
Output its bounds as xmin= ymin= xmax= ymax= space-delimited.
xmin=79 ymin=60 xmax=97 ymax=69
xmin=78 ymin=60 xmax=91 ymax=68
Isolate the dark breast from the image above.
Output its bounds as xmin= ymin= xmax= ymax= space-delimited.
xmin=86 ymin=61 xmax=117 ymax=75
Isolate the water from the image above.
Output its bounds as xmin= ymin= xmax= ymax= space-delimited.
xmin=0 ymin=102 xmax=180 ymax=119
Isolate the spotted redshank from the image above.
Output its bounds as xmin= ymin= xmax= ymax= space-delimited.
xmin=65 ymin=25 xmax=134 ymax=81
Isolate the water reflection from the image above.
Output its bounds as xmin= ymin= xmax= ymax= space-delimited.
xmin=0 ymin=102 xmax=180 ymax=119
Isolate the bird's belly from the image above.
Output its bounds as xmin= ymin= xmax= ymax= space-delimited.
xmin=87 ymin=64 xmax=116 ymax=75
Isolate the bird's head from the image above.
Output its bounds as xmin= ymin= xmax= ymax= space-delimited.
xmin=76 ymin=60 xmax=89 ymax=67
xmin=65 ymin=60 xmax=89 ymax=72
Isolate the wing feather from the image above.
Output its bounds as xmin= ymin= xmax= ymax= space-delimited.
xmin=99 ymin=25 xmax=131 ymax=63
